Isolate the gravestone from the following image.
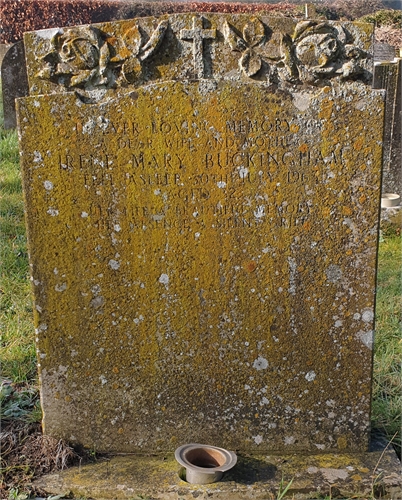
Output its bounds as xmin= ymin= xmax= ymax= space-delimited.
xmin=18 ymin=14 xmax=385 ymax=457
xmin=374 ymin=42 xmax=396 ymax=63
xmin=373 ymin=59 xmax=402 ymax=197
xmin=1 ymin=42 xmax=29 ymax=129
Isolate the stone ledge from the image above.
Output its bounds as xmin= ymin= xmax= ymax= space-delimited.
xmin=33 ymin=447 xmax=402 ymax=500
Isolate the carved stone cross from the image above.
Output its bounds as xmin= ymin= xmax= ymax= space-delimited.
xmin=180 ymin=16 xmax=216 ymax=79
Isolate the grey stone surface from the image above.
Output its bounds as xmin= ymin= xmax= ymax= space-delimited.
xmin=1 ymin=41 xmax=28 ymax=129
xmin=0 ymin=43 xmax=12 ymax=66
xmin=33 ymin=445 xmax=402 ymax=499
xmin=374 ymin=42 xmax=397 ymax=63
xmin=373 ymin=59 xmax=402 ymax=196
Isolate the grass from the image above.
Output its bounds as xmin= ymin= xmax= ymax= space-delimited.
xmin=372 ymin=231 xmax=402 ymax=456
xmin=0 ymin=85 xmax=401 ymax=497
xmin=0 ymin=121 xmax=36 ymax=385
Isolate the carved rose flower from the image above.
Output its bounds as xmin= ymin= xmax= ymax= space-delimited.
xmin=38 ymin=27 xmax=110 ymax=87
xmin=294 ymin=22 xmax=341 ymax=75
xmin=58 ymin=33 xmax=100 ymax=70
xmin=37 ymin=20 xmax=168 ymax=89
xmin=292 ymin=21 xmax=366 ymax=82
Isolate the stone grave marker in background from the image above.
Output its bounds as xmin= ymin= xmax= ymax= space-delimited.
xmin=17 ymin=15 xmax=402 ymax=496
xmin=374 ymin=41 xmax=396 ymax=63
xmin=1 ymin=42 xmax=28 ymax=129
xmin=373 ymin=58 xmax=402 ymax=197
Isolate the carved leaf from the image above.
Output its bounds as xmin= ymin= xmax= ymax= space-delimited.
xmin=123 ymin=25 xmax=142 ymax=57
xmin=344 ymin=44 xmax=363 ymax=59
xmin=341 ymin=60 xmax=363 ymax=79
xmin=139 ymin=20 xmax=169 ymax=61
xmin=336 ymin=25 xmax=350 ymax=45
xmin=36 ymin=65 xmax=53 ymax=80
xmin=50 ymin=31 xmax=63 ymax=52
xmin=98 ymin=41 xmax=110 ymax=76
xmin=258 ymin=31 xmax=283 ymax=61
xmin=223 ymin=20 xmax=247 ymax=52
xmin=293 ymin=21 xmax=315 ymax=41
xmin=70 ymin=69 xmax=95 ymax=87
xmin=122 ymin=56 xmax=142 ymax=83
xmin=243 ymin=18 xmax=265 ymax=48
xmin=313 ymin=22 xmax=337 ymax=36
xmin=239 ymin=49 xmax=262 ymax=77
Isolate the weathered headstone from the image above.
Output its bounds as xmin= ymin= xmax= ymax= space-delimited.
xmin=18 ymin=15 xmax=384 ymax=457
xmin=1 ymin=42 xmax=29 ymax=129
xmin=373 ymin=59 xmax=402 ymax=197
xmin=374 ymin=41 xmax=396 ymax=63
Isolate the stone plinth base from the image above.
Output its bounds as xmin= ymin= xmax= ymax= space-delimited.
xmin=33 ymin=447 xmax=401 ymax=500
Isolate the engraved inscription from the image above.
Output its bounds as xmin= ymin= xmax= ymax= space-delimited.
xmin=51 ymin=111 xmax=364 ymax=233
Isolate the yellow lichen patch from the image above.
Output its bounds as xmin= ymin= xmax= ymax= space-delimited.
xmin=337 ymin=436 xmax=348 ymax=450
xmin=244 ymin=260 xmax=257 ymax=273
xmin=354 ymin=138 xmax=364 ymax=150
xmin=318 ymin=99 xmax=333 ymax=120
xmin=321 ymin=207 xmax=331 ymax=217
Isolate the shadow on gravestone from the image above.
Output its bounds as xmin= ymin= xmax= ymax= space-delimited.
xmin=1 ymin=41 xmax=28 ymax=129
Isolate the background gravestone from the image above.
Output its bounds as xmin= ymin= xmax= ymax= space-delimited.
xmin=374 ymin=41 xmax=396 ymax=62
xmin=18 ymin=14 xmax=385 ymax=454
xmin=1 ymin=42 xmax=28 ymax=129
xmin=373 ymin=59 xmax=402 ymax=197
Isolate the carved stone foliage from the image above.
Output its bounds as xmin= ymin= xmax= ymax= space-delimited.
xmin=37 ymin=21 xmax=168 ymax=88
xmin=292 ymin=21 xmax=367 ymax=82
xmin=223 ymin=19 xmax=369 ymax=83
xmin=34 ymin=16 xmax=371 ymax=90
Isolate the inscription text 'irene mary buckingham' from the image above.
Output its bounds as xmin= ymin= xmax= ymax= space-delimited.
xmin=54 ymin=110 xmax=372 ymax=231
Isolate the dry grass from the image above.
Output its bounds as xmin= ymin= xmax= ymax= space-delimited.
xmin=0 ymin=420 xmax=78 ymax=497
